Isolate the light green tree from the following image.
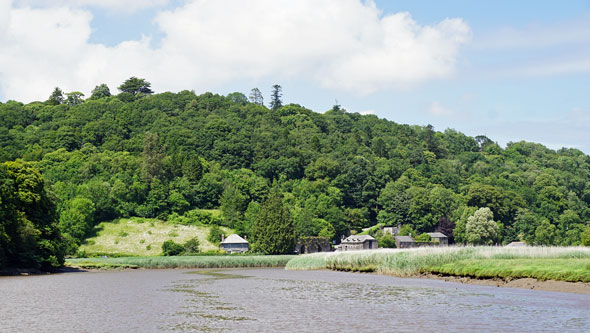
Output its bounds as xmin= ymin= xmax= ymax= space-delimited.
xmin=465 ymin=207 xmax=498 ymax=245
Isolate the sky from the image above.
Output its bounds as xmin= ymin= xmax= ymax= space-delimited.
xmin=1 ymin=0 xmax=589 ymax=153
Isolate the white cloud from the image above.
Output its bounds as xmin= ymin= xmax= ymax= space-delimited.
xmin=0 ymin=0 xmax=471 ymax=102
xmin=428 ymin=101 xmax=455 ymax=117
xmin=15 ymin=0 xmax=169 ymax=12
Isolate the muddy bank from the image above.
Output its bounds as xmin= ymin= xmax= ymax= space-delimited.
xmin=420 ymin=273 xmax=590 ymax=294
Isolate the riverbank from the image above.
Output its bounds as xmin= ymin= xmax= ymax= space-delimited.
xmin=67 ymin=254 xmax=296 ymax=269
xmin=285 ymin=246 xmax=590 ymax=294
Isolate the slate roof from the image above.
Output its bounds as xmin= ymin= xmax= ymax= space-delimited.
xmin=220 ymin=234 xmax=248 ymax=244
xmin=342 ymin=235 xmax=376 ymax=243
xmin=505 ymin=241 xmax=527 ymax=247
xmin=427 ymin=232 xmax=447 ymax=238
xmin=395 ymin=236 xmax=414 ymax=243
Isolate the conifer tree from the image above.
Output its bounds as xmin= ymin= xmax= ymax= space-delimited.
xmin=251 ymin=182 xmax=295 ymax=254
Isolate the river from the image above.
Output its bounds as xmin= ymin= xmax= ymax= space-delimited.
xmin=1 ymin=268 xmax=589 ymax=332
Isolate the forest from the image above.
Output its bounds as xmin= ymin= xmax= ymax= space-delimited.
xmin=1 ymin=78 xmax=590 ymax=269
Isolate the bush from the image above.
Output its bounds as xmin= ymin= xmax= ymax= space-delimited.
xmin=183 ymin=237 xmax=200 ymax=255
xmin=162 ymin=240 xmax=184 ymax=256
xmin=415 ymin=233 xmax=432 ymax=242
xmin=377 ymin=233 xmax=396 ymax=248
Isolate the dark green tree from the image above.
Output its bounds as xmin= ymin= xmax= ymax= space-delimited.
xmin=251 ymin=182 xmax=295 ymax=254
xmin=118 ymin=77 xmax=154 ymax=96
xmin=270 ymin=84 xmax=282 ymax=110
xmin=66 ymin=91 xmax=85 ymax=106
xmin=47 ymin=87 xmax=64 ymax=105
xmin=90 ymin=83 xmax=111 ymax=99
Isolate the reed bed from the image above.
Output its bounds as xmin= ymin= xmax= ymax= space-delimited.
xmin=68 ymin=255 xmax=296 ymax=269
xmin=285 ymin=246 xmax=590 ymax=282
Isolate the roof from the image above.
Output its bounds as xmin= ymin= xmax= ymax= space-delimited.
xmin=505 ymin=241 xmax=527 ymax=247
xmin=427 ymin=232 xmax=447 ymax=238
xmin=395 ymin=236 xmax=414 ymax=243
xmin=220 ymin=234 xmax=248 ymax=244
xmin=342 ymin=235 xmax=376 ymax=243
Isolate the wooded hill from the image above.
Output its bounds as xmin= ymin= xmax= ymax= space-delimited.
xmin=1 ymin=80 xmax=590 ymax=264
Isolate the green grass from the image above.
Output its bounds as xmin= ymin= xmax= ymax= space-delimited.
xmin=429 ymin=259 xmax=590 ymax=282
xmin=79 ymin=217 xmax=233 ymax=257
xmin=67 ymin=255 xmax=297 ymax=269
xmin=285 ymin=246 xmax=590 ymax=282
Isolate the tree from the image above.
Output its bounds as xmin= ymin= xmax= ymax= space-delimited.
xmin=58 ymin=197 xmax=95 ymax=253
xmin=227 ymin=92 xmax=248 ymax=105
xmin=90 ymin=84 xmax=111 ymax=99
xmin=249 ymin=88 xmax=263 ymax=105
xmin=208 ymin=225 xmax=223 ymax=245
xmin=435 ymin=216 xmax=456 ymax=244
xmin=161 ymin=240 xmax=183 ymax=256
xmin=582 ymin=226 xmax=590 ymax=246
xmin=534 ymin=219 xmax=556 ymax=245
xmin=219 ymin=184 xmax=246 ymax=228
xmin=270 ymin=84 xmax=282 ymax=110
xmin=47 ymin=87 xmax=64 ymax=105
xmin=251 ymin=182 xmax=295 ymax=254
xmin=465 ymin=207 xmax=499 ymax=245
xmin=118 ymin=77 xmax=153 ymax=96
xmin=66 ymin=91 xmax=85 ymax=106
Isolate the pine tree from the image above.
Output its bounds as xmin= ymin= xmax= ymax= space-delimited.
xmin=251 ymin=182 xmax=295 ymax=254
xmin=270 ymin=84 xmax=282 ymax=110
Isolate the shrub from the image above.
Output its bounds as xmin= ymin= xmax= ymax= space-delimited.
xmin=415 ymin=233 xmax=432 ymax=242
xmin=162 ymin=240 xmax=184 ymax=256
xmin=183 ymin=237 xmax=200 ymax=255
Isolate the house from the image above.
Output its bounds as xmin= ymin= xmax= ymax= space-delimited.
xmin=220 ymin=234 xmax=249 ymax=253
xmin=338 ymin=235 xmax=378 ymax=251
xmin=383 ymin=225 xmax=401 ymax=236
xmin=426 ymin=232 xmax=448 ymax=246
xmin=295 ymin=237 xmax=332 ymax=254
xmin=395 ymin=235 xmax=415 ymax=249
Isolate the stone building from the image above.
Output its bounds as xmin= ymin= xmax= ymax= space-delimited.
xmin=220 ymin=234 xmax=249 ymax=253
xmin=338 ymin=235 xmax=378 ymax=251
xmin=394 ymin=235 xmax=415 ymax=249
xmin=426 ymin=232 xmax=448 ymax=245
xmin=295 ymin=237 xmax=332 ymax=254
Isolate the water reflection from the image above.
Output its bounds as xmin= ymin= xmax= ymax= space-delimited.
xmin=0 ymin=268 xmax=588 ymax=332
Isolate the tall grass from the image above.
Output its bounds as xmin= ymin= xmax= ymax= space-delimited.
xmin=285 ymin=246 xmax=590 ymax=281
xmin=68 ymin=255 xmax=296 ymax=269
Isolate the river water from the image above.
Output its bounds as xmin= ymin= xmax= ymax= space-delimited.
xmin=1 ymin=268 xmax=589 ymax=332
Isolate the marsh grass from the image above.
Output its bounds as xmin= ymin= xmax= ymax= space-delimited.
xmin=67 ymin=255 xmax=296 ymax=269
xmin=79 ymin=217 xmax=233 ymax=256
xmin=285 ymin=246 xmax=590 ymax=282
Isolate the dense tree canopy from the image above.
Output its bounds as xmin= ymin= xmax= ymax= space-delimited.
xmin=0 ymin=78 xmax=589 ymax=259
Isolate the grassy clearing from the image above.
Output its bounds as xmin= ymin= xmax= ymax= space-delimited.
xmin=79 ymin=217 xmax=233 ymax=257
xmin=285 ymin=246 xmax=590 ymax=282
xmin=67 ymin=255 xmax=296 ymax=269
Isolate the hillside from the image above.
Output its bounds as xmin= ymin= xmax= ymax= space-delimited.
xmin=1 ymin=81 xmax=590 ymax=253
xmin=79 ymin=217 xmax=233 ymax=257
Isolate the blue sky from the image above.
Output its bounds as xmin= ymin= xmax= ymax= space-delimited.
xmin=2 ymin=0 xmax=590 ymax=153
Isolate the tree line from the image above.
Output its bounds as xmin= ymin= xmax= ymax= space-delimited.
xmin=1 ymin=77 xmax=590 ymax=268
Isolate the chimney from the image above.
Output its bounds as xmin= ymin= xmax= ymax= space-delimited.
xmin=244 ymin=236 xmax=247 ymax=240
xmin=221 ymin=234 xmax=225 ymax=242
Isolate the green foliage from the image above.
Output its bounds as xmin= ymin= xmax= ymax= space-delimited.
xmin=47 ymin=87 xmax=64 ymax=105
xmin=251 ymin=183 xmax=295 ymax=254
xmin=90 ymin=83 xmax=111 ymax=100
xmin=208 ymin=225 xmax=223 ymax=245
xmin=415 ymin=233 xmax=432 ymax=242
xmin=270 ymin=84 xmax=282 ymax=110
xmin=398 ymin=225 xmax=416 ymax=237
xmin=118 ymin=76 xmax=153 ymax=97
xmin=2 ymin=84 xmax=590 ymax=252
xmin=161 ymin=240 xmax=184 ymax=256
xmin=466 ymin=207 xmax=499 ymax=245
xmin=183 ymin=237 xmax=200 ymax=255
xmin=0 ymin=161 xmax=64 ymax=270
xmin=582 ymin=226 xmax=590 ymax=246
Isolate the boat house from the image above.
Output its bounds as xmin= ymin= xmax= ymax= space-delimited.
xmin=220 ymin=234 xmax=249 ymax=253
